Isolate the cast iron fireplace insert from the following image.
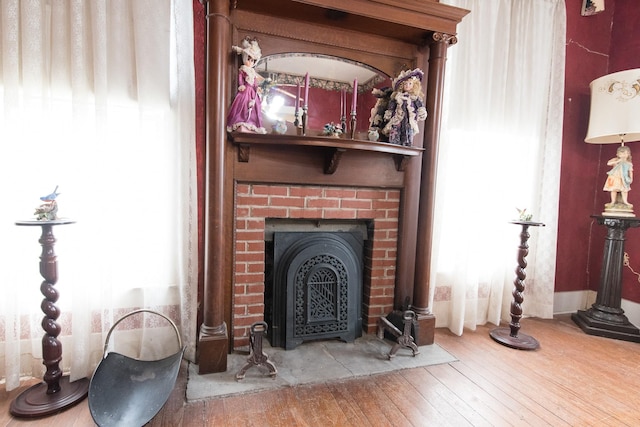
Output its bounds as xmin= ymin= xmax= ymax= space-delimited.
xmin=267 ymin=230 xmax=364 ymax=349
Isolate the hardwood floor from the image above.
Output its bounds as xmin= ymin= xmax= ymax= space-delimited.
xmin=3 ymin=314 xmax=640 ymax=426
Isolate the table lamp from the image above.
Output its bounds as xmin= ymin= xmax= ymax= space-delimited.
xmin=585 ymin=69 xmax=640 ymax=217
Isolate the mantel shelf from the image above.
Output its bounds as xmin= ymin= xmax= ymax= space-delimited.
xmin=229 ymin=132 xmax=424 ymax=174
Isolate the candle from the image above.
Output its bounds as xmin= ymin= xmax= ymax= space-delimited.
xmin=352 ymin=79 xmax=357 ymax=113
xmin=342 ymin=89 xmax=347 ymax=117
xmin=304 ymin=73 xmax=310 ymax=107
xmin=340 ymin=89 xmax=344 ymax=118
xmin=295 ymin=81 xmax=300 ymax=115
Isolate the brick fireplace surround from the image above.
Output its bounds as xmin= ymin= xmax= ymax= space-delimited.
xmin=233 ymin=183 xmax=401 ymax=349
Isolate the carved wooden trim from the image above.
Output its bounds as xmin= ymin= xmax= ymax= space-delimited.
xmin=238 ymin=144 xmax=250 ymax=162
xmin=324 ymin=148 xmax=346 ymax=174
xmin=432 ymin=32 xmax=458 ymax=46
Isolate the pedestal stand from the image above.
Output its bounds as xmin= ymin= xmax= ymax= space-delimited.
xmin=10 ymin=219 xmax=89 ymax=418
xmin=490 ymin=220 xmax=545 ymax=350
xmin=572 ymin=216 xmax=640 ymax=342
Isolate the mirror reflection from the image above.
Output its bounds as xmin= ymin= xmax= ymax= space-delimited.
xmin=255 ymin=54 xmax=391 ymax=135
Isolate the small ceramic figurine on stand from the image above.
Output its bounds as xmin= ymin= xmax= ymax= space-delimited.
xmin=603 ymin=145 xmax=634 ymax=217
xmin=381 ymin=69 xmax=428 ymax=147
xmin=35 ymin=185 xmax=60 ymax=220
xmin=226 ymin=36 xmax=268 ymax=134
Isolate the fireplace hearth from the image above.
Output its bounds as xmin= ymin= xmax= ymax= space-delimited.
xmin=269 ymin=231 xmax=364 ymax=349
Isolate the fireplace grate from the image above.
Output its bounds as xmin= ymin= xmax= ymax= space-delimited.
xmin=270 ymin=232 xmax=363 ymax=349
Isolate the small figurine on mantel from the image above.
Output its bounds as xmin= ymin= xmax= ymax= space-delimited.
xmin=381 ymin=68 xmax=428 ymax=147
xmin=603 ymin=145 xmax=634 ymax=217
xmin=226 ymin=36 xmax=268 ymax=134
xmin=368 ymin=86 xmax=393 ymax=142
xmin=34 ymin=185 xmax=60 ymax=221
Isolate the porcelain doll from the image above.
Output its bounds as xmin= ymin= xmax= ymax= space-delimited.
xmin=381 ymin=69 xmax=427 ymax=146
xmin=226 ymin=37 xmax=268 ymax=134
xmin=604 ymin=145 xmax=634 ymax=208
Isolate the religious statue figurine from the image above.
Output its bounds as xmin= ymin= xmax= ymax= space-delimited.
xmin=381 ymin=68 xmax=428 ymax=147
xmin=226 ymin=36 xmax=268 ymax=134
xmin=603 ymin=145 xmax=634 ymax=217
xmin=35 ymin=185 xmax=60 ymax=221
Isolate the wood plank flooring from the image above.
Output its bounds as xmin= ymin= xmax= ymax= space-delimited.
xmin=2 ymin=314 xmax=640 ymax=426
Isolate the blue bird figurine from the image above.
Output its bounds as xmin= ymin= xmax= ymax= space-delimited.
xmin=40 ymin=185 xmax=60 ymax=201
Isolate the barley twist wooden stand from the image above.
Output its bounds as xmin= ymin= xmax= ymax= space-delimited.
xmin=10 ymin=220 xmax=89 ymax=418
xmin=490 ymin=220 xmax=545 ymax=350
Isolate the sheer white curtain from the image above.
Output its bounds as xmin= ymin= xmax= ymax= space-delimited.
xmin=432 ymin=0 xmax=566 ymax=334
xmin=0 ymin=0 xmax=197 ymax=391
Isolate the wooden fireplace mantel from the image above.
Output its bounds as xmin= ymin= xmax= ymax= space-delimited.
xmin=229 ymin=132 xmax=423 ymax=174
xmin=198 ymin=0 xmax=469 ymax=374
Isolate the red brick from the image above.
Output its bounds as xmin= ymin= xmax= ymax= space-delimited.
xmin=386 ymin=209 xmax=399 ymax=219
xmin=247 ymin=304 xmax=266 ymax=315
xmin=290 ymin=208 xmax=323 ymax=218
xmin=246 ymin=283 xmax=265 ymax=294
xmin=236 ymin=206 xmax=250 ymax=217
xmin=236 ymin=183 xmax=250 ymax=195
xmin=308 ymin=198 xmax=340 ymax=208
xmin=235 ymin=251 xmax=264 ymax=263
xmin=372 ymin=199 xmax=400 ymax=210
xmin=270 ymin=196 xmax=305 ymax=207
xmin=234 ymin=315 xmax=263 ymax=327
xmin=245 ymin=218 xmax=265 ymax=230
xmin=235 ymin=273 xmax=264 ymax=285
xmin=325 ymin=188 xmax=357 ymax=198
xmin=253 ymin=185 xmax=288 ymax=196
xmin=322 ymin=209 xmax=357 ymax=219
xmin=290 ymin=186 xmax=323 ymax=197
xmin=236 ymin=229 xmax=264 ymax=242
xmin=357 ymin=189 xmax=387 ymax=200
xmin=247 ymin=262 xmax=266 ymax=273
xmin=237 ymin=194 xmax=269 ymax=206
xmin=356 ymin=209 xmax=382 ymax=219
xmin=340 ymin=199 xmax=371 ymax=210
xmin=371 ymin=258 xmax=397 ymax=268
xmin=246 ymin=241 xmax=265 ymax=252
xmin=235 ymin=293 xmax=264 ymax=305
xmin=251 ymin=207 xmax=288 ymax=217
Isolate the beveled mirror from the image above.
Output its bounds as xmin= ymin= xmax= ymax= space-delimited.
xmin=255 ymin=53 xmax=391 ymax=134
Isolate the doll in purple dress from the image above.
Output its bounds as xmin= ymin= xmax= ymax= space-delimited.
xmin=381 ymin=68 xmax=427 ymax=146
xmin=226 ymin=37 xmax=267 ymax=134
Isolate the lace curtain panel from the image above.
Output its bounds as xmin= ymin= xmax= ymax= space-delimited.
xmin=0 ymin=0 xmax=197 ymax=391
xmin=433 ymin=0 xmax=566 ymax=334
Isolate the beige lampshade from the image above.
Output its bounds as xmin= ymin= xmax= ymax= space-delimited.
xmin=585 ymin=69 xmax=640 ymax=144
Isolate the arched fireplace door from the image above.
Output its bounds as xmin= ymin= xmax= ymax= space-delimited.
xmin=270 ymin=232 xmax=363 ymax=350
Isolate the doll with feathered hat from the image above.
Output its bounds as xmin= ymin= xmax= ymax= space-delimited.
xmin=226 ymin=36 xmax=268 ymax=134
xmin=381 ymin=68 xmax=428 ymax=146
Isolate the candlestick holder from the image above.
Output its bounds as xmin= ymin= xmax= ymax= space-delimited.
xmin=302 ymin=105 xmax=308 ymax=136
xmin=350 ymin=111 xmax=357 ymax=139
xmin=340 ymin=114 xmax=346 ymax=136
xmin=293 ymin=109 xmax=300 ymax=128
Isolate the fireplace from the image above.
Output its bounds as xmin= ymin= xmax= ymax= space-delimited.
xmin=233 ymin=183 xmax=400 ymax=350
xmin=196 ymin=0 xmax=466 ymax=374
xmin=268 ymin=229 xmax=364 ymax=349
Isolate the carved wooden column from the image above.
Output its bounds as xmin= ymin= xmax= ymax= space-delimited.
xmin=572 ymin=216 xmax=640 ymax=342
xmin=198 ymin=0 xmax=230 ymax=374
xmin=411 ymin=33 xmax=457 ymax=345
